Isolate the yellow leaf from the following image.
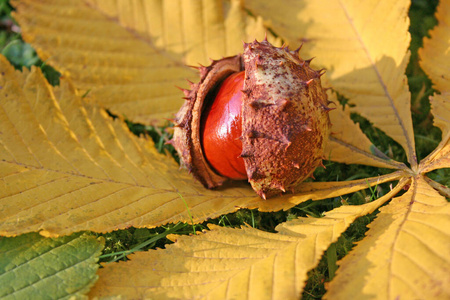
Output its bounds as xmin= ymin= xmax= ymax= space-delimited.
xmin=88 ymin=179 xmax=408 ymax=300
xmin=256 ymin=171 xmax=405 ymax=212
xmin=2 ymin=1 xmax=449 ymax=298
xmin=1 ymin=56 xmax=400 ymax=237
xmin=11 ymin=0 xmax=279 ymax=125
xmin=324 ymin=92 xmax=407 ymax=169
xmin=418 ymin=0 xmax=450 ymax=172
xmin=419 ymin=0 xmax=450 ymax=93
xmin=419 ymin=94 xmax=450 ymax=172
xmin=86 ymin=0 xmax=280 ymax=65
xmin=0 ymin=55 xmax=254 ymax=237
xmin=424 ymin=176 xmax=450 ymax=199
xmin=13 ymin=0 xmax=194 ymax=125
xmin=325 ymin=176 xmax=450 ymax=300
xmin=246 ymin=0 xmax=417 ymax=167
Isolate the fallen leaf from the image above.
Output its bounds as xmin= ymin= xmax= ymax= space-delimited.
xmin=12 ymin=0 xmax=280 ymax=125
xmin=325 ymin=176 xmax=450 ymax=299
xmin=418 ymin=1 xmax=450 ymax=173
xmin=0 ymin=55 xmax=254 ymax=236
xmin=245 ymin=0 xmax=417 ymax=167
xmin=1 ymin=0 xmax=449 ymax=298
xmin=419 ymin=1 xmax=450 ymax=93
xmin=88 ymin=178 xmax=408 ymax=299
xmin=324 ymin=92 xmax=407 ymax=169
xmin=1 ymin=56 xmax=391 ymax=236
xmin=0 ymin=232 xmax=104 ymax=299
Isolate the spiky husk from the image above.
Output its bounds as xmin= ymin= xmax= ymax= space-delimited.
xmin=240 ymin=40 xmax=330 ymax=199
xmin=172 ymin=39 xmax=331 ymax=199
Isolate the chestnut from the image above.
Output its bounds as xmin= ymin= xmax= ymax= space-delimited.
xmin=201 ymin=71 xmax=247 ymax=180
xmin=171 ymin=39 xmax=332 ymax=199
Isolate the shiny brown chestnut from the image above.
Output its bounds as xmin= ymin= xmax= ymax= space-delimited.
xmin=201 ymin=71 xmax=247 ymax=180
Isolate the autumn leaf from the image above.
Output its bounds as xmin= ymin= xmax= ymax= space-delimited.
xmin=0 ymin=55 xmax=256 ymax=237
xmin=11 ymin=0 xmax=280 ymax=125
xmin=1 ymin=0 xmax=449 ymax=299
xmin=325 ymin=0 xmax=450 ymax=298
xmin=0 ymin=56 xmax=400 ymax=236
xmin=0 ymin=0 xmax=403 ymax=238
xmin=325 ymin=176 xmax=450 ymax=299
xmin=0 ymin=233 xmax=103 ymax=299
xmin=245 ymin=0 xmax=417 ymax=167
xmin=88 ymin=179 xmax=409 ymax=299
xmin=0 ymin=55 xmax=401 ymax=236
xmin=418 ymin=0 xmax=450 ymax=173
xmin=324 ymin=92 xmax=407 ymax=169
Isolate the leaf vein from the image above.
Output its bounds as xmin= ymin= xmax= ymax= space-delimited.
xmin=328 ymin=136 xmax=406 ymax=169
xmin=337 ymin=0 xmax=416 ymax=167
xmin=0 ymin=234 xmax=80 ymax=280
xmin=6 ymin=236 xmax=98 ymax=298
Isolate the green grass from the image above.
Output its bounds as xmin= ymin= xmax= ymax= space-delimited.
xmin=1 ymin=0 xmax=447 ymax=298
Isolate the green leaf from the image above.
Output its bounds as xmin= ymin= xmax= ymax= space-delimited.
xmin=0 ymin=233 xmax=104 ymax=299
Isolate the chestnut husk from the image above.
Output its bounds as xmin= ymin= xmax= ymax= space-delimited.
xmin=171 ymin=39 xmax=332 ymax=199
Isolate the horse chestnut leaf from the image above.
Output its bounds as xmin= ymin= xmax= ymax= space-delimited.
xmin=171 ymin=39 xmax=332 ymax=199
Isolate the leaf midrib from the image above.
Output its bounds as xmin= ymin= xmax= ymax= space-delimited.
xmin=328 ymin=136 xmax=408 ymax=169
xmin=338 ymin=0 xmax=417 ymax=168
